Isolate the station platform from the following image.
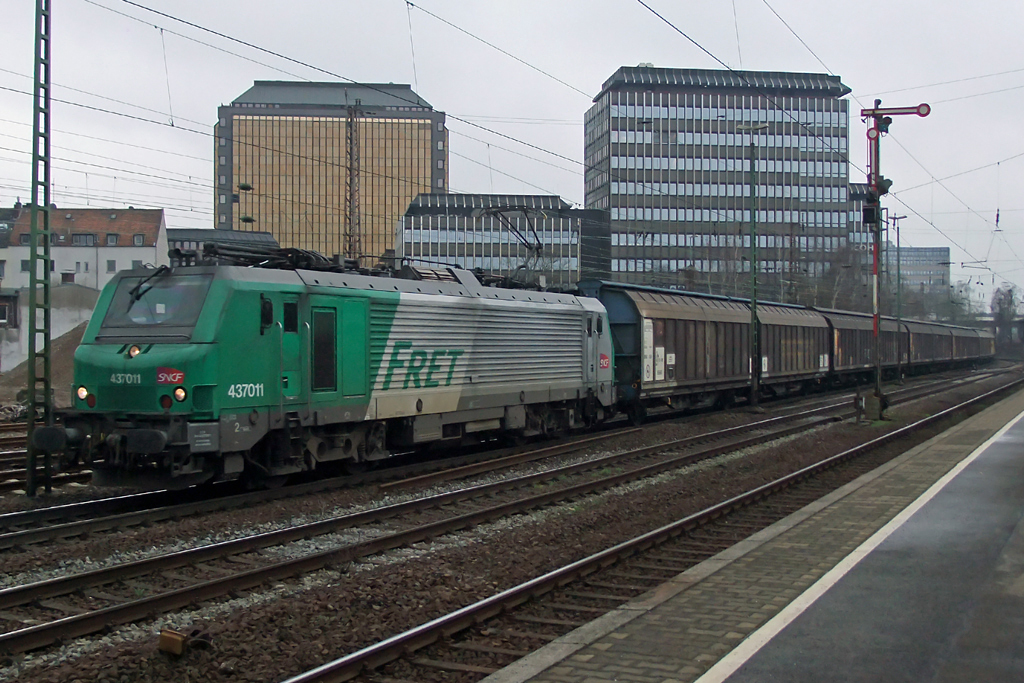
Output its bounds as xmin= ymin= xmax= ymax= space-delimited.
xmin=483 ymin=387 xmax=1024 ymax=683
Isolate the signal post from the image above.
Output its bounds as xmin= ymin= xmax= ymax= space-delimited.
xmin=860 ymin=99 xmax=930 ymax=417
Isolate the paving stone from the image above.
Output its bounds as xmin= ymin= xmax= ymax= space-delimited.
xmin=492 ymin=390 xmax=1024 ymax=683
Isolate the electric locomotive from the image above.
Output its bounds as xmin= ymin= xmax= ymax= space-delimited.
xmin=35 ymin=249 xmax=616 ymax=489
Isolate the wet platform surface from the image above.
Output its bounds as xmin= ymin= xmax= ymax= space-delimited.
xmin=483 ymin=387 xmax=1024 ymax=683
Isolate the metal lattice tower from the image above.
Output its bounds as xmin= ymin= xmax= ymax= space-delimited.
xmin=26 ymin=0 xmax=53 ymax=496
xmin=345 ymin=100 xmax=361 ymax=262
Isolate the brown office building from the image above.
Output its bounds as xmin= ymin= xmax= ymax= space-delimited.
xmin=215 ymin=81 xmax=448 ymax=261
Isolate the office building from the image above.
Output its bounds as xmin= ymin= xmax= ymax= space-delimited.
xmin=584 ymin=65 xmax=852 ymax=301
xmin=215 ymin=81 xmax=447 ymax=261
xmin=397 ymin=194 xmax=610 ymax=288
xmin=885 ymin=245 xmax=950 ymax=291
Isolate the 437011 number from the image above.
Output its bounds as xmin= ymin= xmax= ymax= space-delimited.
xmin=227 ymin=383 xmax=264 ymax=399
xmin=109 ymin=373 xmax=141 ymax=384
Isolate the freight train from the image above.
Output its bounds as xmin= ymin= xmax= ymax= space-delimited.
xmin=34 ymin=248 xmax=994 ymax=489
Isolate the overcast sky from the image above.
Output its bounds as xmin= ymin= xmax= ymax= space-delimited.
xmin=1 ymin=0 xmax=1021 ymax=307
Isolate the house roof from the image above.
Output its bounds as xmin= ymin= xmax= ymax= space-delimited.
xmin=10 ymin=207 xmax=164 ymax=247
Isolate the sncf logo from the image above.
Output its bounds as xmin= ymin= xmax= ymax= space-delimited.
xmin=157 ymin=367 xmax=185 ymax=384
xmin=599 ymin=354 xmax=611 ymax=370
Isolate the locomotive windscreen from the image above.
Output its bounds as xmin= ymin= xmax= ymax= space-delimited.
xmin=99 ymin=272 xmax=213 ymax=336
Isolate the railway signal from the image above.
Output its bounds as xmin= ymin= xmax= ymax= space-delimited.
xmin=860 ymin=99 xmax=930 ymax=412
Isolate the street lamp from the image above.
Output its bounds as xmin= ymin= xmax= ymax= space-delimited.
xmin=737 ymin=123 xmax=769 ymax=408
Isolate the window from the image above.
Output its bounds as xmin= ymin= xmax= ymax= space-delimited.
xmin=84 ymin=262 xmax=89 ymax=273
xmin=71 ymin=234 xmax=95 ymax=246
xmin=132 ymin=260 xmax=143 ymax=269
xmin=19 ymin=234 xmax=30 ymax=246
xmin=436 ymin=159 xmax=443 ymax=169
xmin=283 ymin=302 xmax=299 ymax=332
xmin=107 ymin=233 xmax=118 ymax=246
xmin=437 ymin=141 xmax=443 ymax=151
xmin=0 ymin=260 xmax=4 ymax=278
xmin=61 ymin=273 xmax=75 ymax=284
xmin=311 ymin=309 xmax=337 ymax=391
xmin=219 ymin=195 xmax=227 ymax=204
xmin=20 ymin=260 xmax=29 ymax=273
xmin=107 ymin=260 xmax=116 ymax=273
xmin=133 ymin=234 xmax=144 ymax=246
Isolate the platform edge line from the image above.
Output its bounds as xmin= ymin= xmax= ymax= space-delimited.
xmin=693 ymin=403 xmax=1024 ymax=683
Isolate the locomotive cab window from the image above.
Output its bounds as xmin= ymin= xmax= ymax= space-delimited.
xmin=283 ymin=302 xmax=299 ymax=333
xmin=99 ymin=273 xmax=212 ymax=338
xmin=259 ymin=297 xmax=273 ymax=334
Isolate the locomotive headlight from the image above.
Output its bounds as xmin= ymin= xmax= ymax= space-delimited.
xmin=173 ymin=386 xmax=188 ymax=402
xmin=128 ymin=345 xmax=141 ymax=358
xmin=76 ymin=386 xmax=89 ymax=401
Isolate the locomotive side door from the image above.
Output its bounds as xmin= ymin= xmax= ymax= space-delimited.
xmin=308 ymin=295 xmax=369 ymax=403
xmin=280 ymin=295 xmax=302 ymax=402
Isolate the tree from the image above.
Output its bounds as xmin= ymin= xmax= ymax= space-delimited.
xmin=991 ymin=286 xmax=1018 ymax=345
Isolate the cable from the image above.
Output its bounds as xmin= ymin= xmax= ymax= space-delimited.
xmin=0 ymin=66 xmax=207 ymax=129
xmin=747 ymin=0 xmax=1022 ymax=290
xmin=405 ymin=1 xmax=419 ymax=93
xmin=404 ymin=1 xmax=592 ymax=99
xmin=0 ymin=116 xmax=211 ymax=162
xmin=897 ymin=150 xmax=1024 ymax=193
xmin=868 ymin=67 xmax=1024 ymax=97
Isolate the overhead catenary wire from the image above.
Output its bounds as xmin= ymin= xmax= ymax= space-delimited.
xmin=742 ymin=0 xmax=1022 ymax=291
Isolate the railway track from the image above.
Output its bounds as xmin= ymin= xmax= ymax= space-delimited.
xmin=0 ymin=369 xmax=1008 ymax=656
xmin=0 ymin=368 xmax=991 ymax=549
xmin=279 ymin=377 xmax=1024 ymax=683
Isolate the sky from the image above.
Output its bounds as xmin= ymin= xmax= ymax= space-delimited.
xmin=1 ymin=0 xmax=1022 ymax=310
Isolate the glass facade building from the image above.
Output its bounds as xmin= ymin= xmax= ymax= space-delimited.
xmin=215 ymin=81 xmax=447 ymax=261
xmin=885 ymin=246 xmax=950 ymax=291
xmin=398 ymin=194 xmax=611 ymax=288
xmin=584 ymin=66 xmax=854 ymax=302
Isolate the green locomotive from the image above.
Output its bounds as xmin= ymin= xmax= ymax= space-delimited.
xmin=36 ymin=256 xmax=617 ymax=488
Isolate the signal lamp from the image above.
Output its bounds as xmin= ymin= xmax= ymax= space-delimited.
xmin=173 ymin=387 xmax=188 ymax=402
xmin=160 ymin=395 xmax=173 ymax=410
xmin=86 ymin=394 xmax=96 ymax=408
xmin=77 ymin=386 xmax=89 ymax=401
xmin=128 ymin=345 xmax=141 ymax=358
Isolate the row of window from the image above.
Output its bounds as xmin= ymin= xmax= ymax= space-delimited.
xmin=402 ymin=229 xmax=580 ymax=246
xmin=444 ymin=255 xmax=577 ymax=272
xmin=611 ymin=232 xmax=847 ymax=251
xmin=18 ymin=233 xmax=146 ymax=247
xmin=610 ymin=207 xmax=849 ymax=227
xmin=610 ymin=258 xmax=831 ymax=275
xmin=611 ymin=131 xmax=848 ymax=153
xmin=611 ymin=156 xmax=848 ymax=178
xmin=609 ymin=105 xmax=846 ymax=127
xmin=611 ymin=182 xmax=848 ymax=203
xmin=19 ymin=259 xmax=143 ymax=274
